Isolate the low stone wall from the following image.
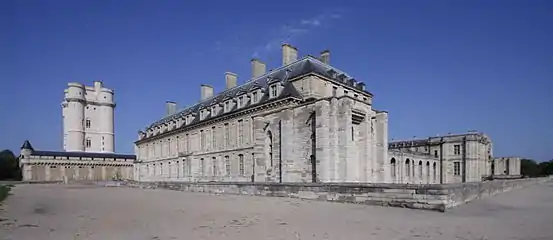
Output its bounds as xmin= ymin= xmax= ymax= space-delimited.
xmin=124 ymin=177 xmax=552 ymax=212
xmin=442 ymin=176 xmax=552 ymax=208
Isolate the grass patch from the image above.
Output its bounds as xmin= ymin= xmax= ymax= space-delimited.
xmin=0 ymin=184 xmax=12 ymax=203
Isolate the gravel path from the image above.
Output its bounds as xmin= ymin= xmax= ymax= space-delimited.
xmin=1 ymin=182 xmax=552 ymax=240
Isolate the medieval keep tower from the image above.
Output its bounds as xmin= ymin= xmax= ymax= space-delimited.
xmin=61 ymin=81 xmax=115 ymax=153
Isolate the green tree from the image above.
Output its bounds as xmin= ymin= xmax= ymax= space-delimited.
xmin=521 ymin=158 xmax=540 ymax=177
xmin=0 ymin=150 xmax=21 ymax=180
xmin=538 ymin=160 xmax=553 ymax=176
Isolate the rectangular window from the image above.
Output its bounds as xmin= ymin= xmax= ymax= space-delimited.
xmin=85 ymin=119 xmax=91 ymax=128
xmin=212 ymin=157 xmax=217 ymax=176
xmin=168 ymin=138 xmax=172 ymax=155
xmin=434 ymin=150 xmax=438 ymax=158
xmin=239 ymin=154 xmax=244 ymax=175
xmin=224 ymin=123 xmax=229 ymax=148
xmin=86 ymin=138 xmax=91 ymax=148
xmin=270 ymin=85 xmax=277 ymax=98
xmin=238 ymin=119 xmax=244 ymax=146
xmin=454 ymin=145 xmax=461 ymax=155
xmin=211 ymin=126 xmax=216 ymax=149
xmin=225 ymin=156 xmax=230 ymax=176
xmin=200 ymin=130 xmax=204 ymax=150
xmin=344 ymin=90 xmax=348 ymax=96
xmin=200 ymin=158 xmax=204 ymax=176
xmin=454 ymin=162 xmax=461 ymax=176
xmin=238 ymin=96 xmax=243 ymax=108
xmin=332 ymin=86 xmax=337 ymax=96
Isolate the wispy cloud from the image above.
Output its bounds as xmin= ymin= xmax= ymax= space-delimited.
xmin=251 ymin=9 xmax=345 ymax=58
xmin=212 ymin=8 xmax=346 ymax=62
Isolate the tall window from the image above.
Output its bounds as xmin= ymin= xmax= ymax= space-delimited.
xmin=390 ymin=158 xmax=396 ymax=180
xmin=239 ymin=154 xmax=244 ymax=175
xmin=433 ymin=162 xmax=437 ymax=182
xmin=211 ymin=126 xmax=216 ymax=149
xmin=434 ymin=150 xmax=438 ymax=158
xmin=405 ymin=159 xmax=410 ymax=178
xmin=200 ymin=158 xmax=204 ymax=176
xmin=225 ymin=156 xmax=230 ymax=176
xmin=212 ymin=157 xmax=217 ymax=176
xmin=454 ymin=145 xmax=461 ymax=155
xmin=168 ymin=138 xmax=172 ymax=155
xmin=237 ymin=96 xmax=243 ymax=108
xmin=224 ymin=123 xmax=230 ymax=148
xmin=418 ymin=161 xmax=423 ymax=179
xmin=332 ymin=86 xmax=337 ymax=97
xmin=85 ymin=118 xmax=91 ymax=128
xmin=270 ymin=85 xmax=277 ymax=98
xmin=200 ymin=130 xmax=205 ymax=150
xmin=238 ymin=120 xmax=244 ymax=146
xmin=186 ymin=134 xmax=190 ymax=152
xmin=426 ymin=161 xmax=430 ymax=182
xmin=176 ymin=136 xmax=180 ymax=153
xmin=454 ymin=161 xmax=461 ymax=176
xmin=224 ymin=101 xmax=230 ymax=112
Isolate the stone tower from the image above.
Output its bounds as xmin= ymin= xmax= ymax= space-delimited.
xmin=61 ymin=81 xmax=115 ymax=153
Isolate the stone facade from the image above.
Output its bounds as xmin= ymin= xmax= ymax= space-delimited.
xmin=134 ymin=44 xmax=389 ymax=183
xmin=62 ymin=81 xmax=115 ymax=153
xmin=389 ymin=132 xmax=493 ymax=183
xmin=19 ymin=141 xmax=135 ymax=181
xmin=493 ymin=157 xmax=522 ymax=178
xmin=387 ymin=150 xmax=440 ymax=184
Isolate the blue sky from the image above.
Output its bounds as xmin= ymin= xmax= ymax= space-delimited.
xmin=1 ymin=0 xmax=552 ymax=161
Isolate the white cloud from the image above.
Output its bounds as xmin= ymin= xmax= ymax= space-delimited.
xmin=252 ymin=10 xmax=344 ymax=58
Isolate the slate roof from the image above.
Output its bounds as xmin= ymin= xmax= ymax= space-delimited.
xmin=30 ymin=150 xmax=136 ymax=160
xmin=20 ymin=140 xmax=136 ymax=160
xmin=145 ymin=55 xmax=369 ymax=131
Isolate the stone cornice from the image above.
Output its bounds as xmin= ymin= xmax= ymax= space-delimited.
xmin=64 ymin=97 xmax=116 ymax=107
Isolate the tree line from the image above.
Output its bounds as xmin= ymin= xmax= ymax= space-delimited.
xmin=0 ymin=149 xmax=22 ymax=180
xmin=520 ymin=159 xmax=553 ymax=178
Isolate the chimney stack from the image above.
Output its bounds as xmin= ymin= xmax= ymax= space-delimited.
xmin=225 ymin=72 xmax=238 ymax=89
xmin=200 ymin=84 xmax=214 ymax=100
xmin=320 ymin=50 xmax=330 ymax=64
xmin=251 ymin=59 xmax=266 ymax=79
xmin=166 ymin=101 xmax=177 ymax=116
xmin=282 ymin=43 xmax=298 ymax=66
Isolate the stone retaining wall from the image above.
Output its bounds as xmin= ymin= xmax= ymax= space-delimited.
xmin=124 ymin=177 xmax=552 ymax=212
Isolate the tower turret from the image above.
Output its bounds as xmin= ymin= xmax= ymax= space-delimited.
xmin=20 ymin=140 xmax=34 ymax=159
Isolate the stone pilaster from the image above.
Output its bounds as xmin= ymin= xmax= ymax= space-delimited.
xmin=316 ymin=101 xmax=331 ymax=182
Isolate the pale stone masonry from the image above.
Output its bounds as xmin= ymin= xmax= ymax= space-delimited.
xmin=19 ymin=140 xmax=135 ymax=181
xmin=134 ymin=44 xmax=389 ymax=183
xmin=493 ymin=157 xmax=522 ymax=178
xmin=388 ymin=132 xmax=494 ymax=183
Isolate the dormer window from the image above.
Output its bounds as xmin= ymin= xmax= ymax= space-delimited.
xmin=237 ymin=96 xmax=244 ymax=108
xmin=270 ymin=85 xmax=278 ymax=98
xmin=252 ymin=91 xmax=258 ymax=103
xmin=224 ymin=101 xmax=230 ymax=112
xmin=211 ymin=106 xmax=217 ymax=116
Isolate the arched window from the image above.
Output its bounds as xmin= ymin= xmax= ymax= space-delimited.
xmin=405 ymin=159 xmax=411 ymax=178
xmin=390 ymin=158 xmax=397 ymax=180
xmin=418 ymin=161 xmax=423 ymax=180
xmin=426 ymin=161 xmax=430 ymax=183
xmin=433 ymin=162 xmax=437 ymax=183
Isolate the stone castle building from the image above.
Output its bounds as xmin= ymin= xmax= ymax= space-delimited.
xmin=388 ymin=132 xmax=493 ymax=184
xmin=133 ymin=44 xmax=390 ymax=183
xmin=492 ymin=156 xmax=522 ymax=179
xmin=19 ymin=82 xmax=135 ymax=181
xmin=62 ymin=81 xmax=115 ymax=153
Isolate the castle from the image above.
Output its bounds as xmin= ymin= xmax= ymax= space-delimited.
xmin=18 ymin=44 xmax=521 ymax=183
xmin=18 ymin=81 xmax=134 ymax=181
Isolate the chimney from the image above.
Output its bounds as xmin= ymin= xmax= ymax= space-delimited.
xmin=282 ymin=43 xmax=298 ymax=66
xmin=225 ymin=72 xmax=238 ymax=89
xmin=320 ymin=50 xmax=330 ymax=64
xmin=251 ymin=59 xmax=266 ymax=79
xmin=165 ymin=101 xmax=177 ymax=116
xmin=200 ymin=84 xmax=214 ymax=100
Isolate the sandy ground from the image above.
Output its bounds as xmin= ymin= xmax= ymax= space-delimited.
xmin=1 ymin=182 xmax=552 ymax=240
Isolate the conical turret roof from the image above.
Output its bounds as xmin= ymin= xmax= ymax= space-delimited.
xmin=21 ymin=140 xmax=34 ymax=151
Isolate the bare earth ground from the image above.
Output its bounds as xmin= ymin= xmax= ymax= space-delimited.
xmin=1 ymin=182 xmax=552 ymax=240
